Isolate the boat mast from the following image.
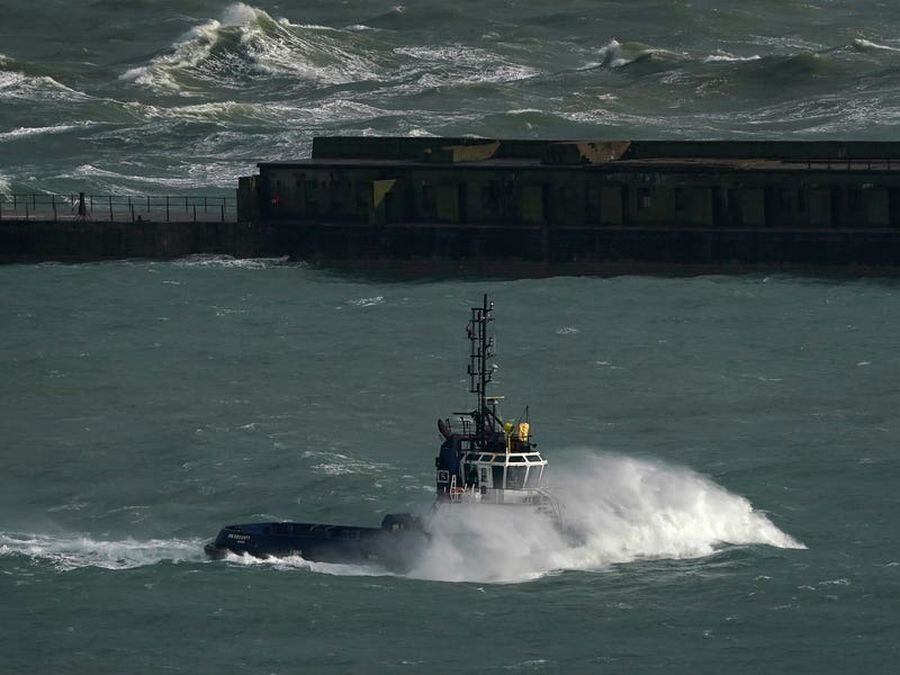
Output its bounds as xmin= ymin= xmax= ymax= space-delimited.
xmin=467 ymin=293 xmax=495 ymax=451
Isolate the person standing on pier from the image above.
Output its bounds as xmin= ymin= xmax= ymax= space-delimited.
xmin=77 ymin=192 xmax=87 ymax=221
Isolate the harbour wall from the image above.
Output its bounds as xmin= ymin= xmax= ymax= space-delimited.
xmin=5 ymin=217 xmax=900 ymax=276
xmin=0 ymin=220 xmax=256 ymax=263
xmin=7 ymin=138 xmax=900 ymax=273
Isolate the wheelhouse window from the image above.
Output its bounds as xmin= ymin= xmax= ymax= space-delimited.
xmin=491 ymin=465 xmax=505 ymax=488
xmin=525 ymin=466 xmax=543 ymax=488
xmin=506 ymin=466 xmax=527 ymax=489
xmin=465 ymin=463 xmax=478 ymax=484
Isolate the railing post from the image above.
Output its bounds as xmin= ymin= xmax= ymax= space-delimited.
xmin=221 ymin=203 xmax=225 ymax=223
xmin=204 ymin=196 xmax=208 ymax=214
xmin=146 ymin=195 xmax=150 ymax=214
xmin=130 ymin=197 xmax=134 ymax=222
xmin=109 ymin=195 xmax=113 ymax=222
xmin=52 ymin=197 xmax=57 ymax=222
xmin=166 ymin=196 xmax=170 ymax=222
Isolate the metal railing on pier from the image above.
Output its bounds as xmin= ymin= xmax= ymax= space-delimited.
xmin=0 ymin=193 xmax=236 ymax=223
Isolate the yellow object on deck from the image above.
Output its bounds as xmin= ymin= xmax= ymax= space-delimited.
xmin=517 ymin=422 xmax=530 ymax=442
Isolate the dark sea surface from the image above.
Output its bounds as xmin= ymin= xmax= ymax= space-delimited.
xmin=2 ymin=1 xmax=900 ymax=673
xmin=4 ymin=1 xmax=900 ymax=195
xmin=1 ymin=263 xmax=898 ymax=672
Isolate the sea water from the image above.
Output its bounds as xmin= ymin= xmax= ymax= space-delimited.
xmin=4 ymin=1 xmax=900 ymax=194
xmin=3 ymin=0 xmax=900 ymax=671
xmin=1 ymin=262 xmax=898 ymax=672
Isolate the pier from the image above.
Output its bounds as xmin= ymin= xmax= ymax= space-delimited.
xmin=7 ymin=138 xmax=900 ymax=273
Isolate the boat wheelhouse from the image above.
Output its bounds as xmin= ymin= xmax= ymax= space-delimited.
xmin=435 ymin=296 xmax=558 ymax=516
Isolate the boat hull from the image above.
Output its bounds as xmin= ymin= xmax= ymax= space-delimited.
xmin=204 ymin=515 xmax=427 ymax=571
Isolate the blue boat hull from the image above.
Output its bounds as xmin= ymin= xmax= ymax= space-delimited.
xmin=204 ymin=514 xmax=428 ymax=571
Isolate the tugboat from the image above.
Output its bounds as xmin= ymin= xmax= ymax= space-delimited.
xmin=434 ymin=295 xmax=560 ymax=521
xmin=204 ymin=294 xmax=559 ymax=568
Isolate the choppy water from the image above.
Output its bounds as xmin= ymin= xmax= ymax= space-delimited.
xmin=1 ymin=260 xmax=898 ymax=672
xmin=4 ymin=1 xmax=900 ymax=195
xmin=3 ymin=2 xmax=900 ymax=671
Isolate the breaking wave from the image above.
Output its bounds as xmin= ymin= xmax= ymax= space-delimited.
xmin=852 ymin=38 xmax=900 ymax=54
xmin=0 ymin=63 xmax=87 ymax=103
xmin=0 ymin=532 xmax=204 ymax=571
xmin=120 ymin=2 xmax=382 ymax=94
xmin=0 ymin=122 xmax=95 ymax=142
xmin=118 ymin=3 xmax=538 ymax=97
xmin=407 ymin=453 xmax=804 ymax=583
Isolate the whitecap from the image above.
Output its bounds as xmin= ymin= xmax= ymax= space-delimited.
xmin=0 ymin=69 xmax=88 ymax=102
xmin=393 ymin=44 xmax=539 ymax=85
xmin=0 ymin=122 xmax=95 ymax=142
xmin=303 ymin=449 xmax=390 ymax=475
xmin=120 ymin=2 xmax=382 ymax=94
xmin=0 ymin=531 xmax=204 ymax=571
xmin=852 ymin=38 xmax=900 ymax=53
xmin=347 ymin=295 xmax=385 ymax=307
xmin=172 ymin=254 xmax=290 ymax=268
xmin=703 ymin=52 xmax=762 ymax=63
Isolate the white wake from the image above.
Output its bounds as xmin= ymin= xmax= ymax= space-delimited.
xmin=0 ymin=532 xmax=204 ymax=571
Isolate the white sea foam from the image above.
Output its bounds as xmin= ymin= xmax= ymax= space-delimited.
xmin=704 ymin=52 xmax=762 ymax=63
xmin=347 ymin=295 xmax=385 ymax=308
xmin=0 ymin=70 xmax=87 ymax=102
xmin=596 ymin=39 xmax=630 ymax=68
xmin=222 ymin=550 xmax=387 ymax=576
xmin=0 ymin=122 xmax=94 ymax=142
xmin=852 ymin=38 xmax=900 ymax=54
xmin=120 ymin=18 xmax=222 ymax=91
xmin=120 ymin=2 xmax=381 ymax=94
xmin=407 ymin=453 xmax=804 ymax=583
xmin=0 ymin=532 xmax=204 ymax=571
xmin=592 ymin=39 xmax=685 ymax=70
xmin=303 ymin=449 xmax=389 ymax=475
xmin=394 ymin=45 xmax=538 ymax=85
xmin=66 ymin=164 xmax=208 ymax=190
xmin=172 ymin=254 xmax=290 ymax=269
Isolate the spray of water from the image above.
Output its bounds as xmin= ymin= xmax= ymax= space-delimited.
xmin=1 ymin=454 xmax=803 ymax=582
xmin=408 ymin=452 xmax=805 ymax=583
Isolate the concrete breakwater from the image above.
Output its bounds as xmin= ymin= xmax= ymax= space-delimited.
xmin=6 ymin=137 xmax=900 ymax=273
xmin=5 ymin=218 xmax=900 ymax=276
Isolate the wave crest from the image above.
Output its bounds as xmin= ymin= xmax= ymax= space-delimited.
xmin=0 ymin=532 xmax=204 ymax=571
xmin=120 ymin=2 xmax=380 ymax=94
